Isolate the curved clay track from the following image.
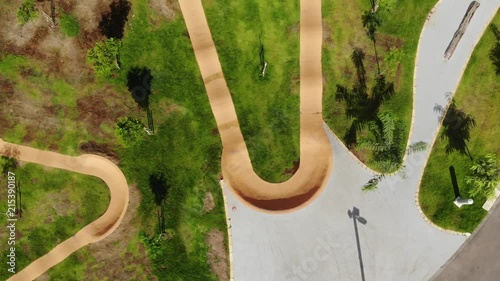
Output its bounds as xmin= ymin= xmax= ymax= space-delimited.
xmin=0 ymin=139 xmax=129 ymax=281
xmin=179 ymin=0 xmax=333 ymax=211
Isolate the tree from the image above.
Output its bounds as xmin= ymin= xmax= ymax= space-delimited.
xmin=86 ymin=38 xmax=121 ymax=77
xmin=368 ymin=0 xmax=379 ymax=13
xmin=362 ymin=10 xmax=381 ymax=74
xmin=115 ymin=117 xmax=144 ymax=146
xmin=383 ymin=47 xmax=403 ymax=78
xmin=466 ymin=154 xmax=500 ymax=198
xmin=17 ymin=0 xmax=39 ymax=25
xmin=358 ymin=111 xmax=405 ymax=171
xmin=336 ymin=48 xmax=395 ymax=147
xmin=1 ymin=156 xmax=18 ymax=174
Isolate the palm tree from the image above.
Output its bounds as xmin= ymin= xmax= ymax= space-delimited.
xmin=362 ymin=11 xmax=381 ymax=74
xmin=466 ymin=154 xmax=500 ymax=198
xmin=358 ymin=111 xmax=404 ymax=171
xmin=336 ymin=49 xmax=395 ymax=146
xmin=368 ymin=0 xmax=380 ymax=13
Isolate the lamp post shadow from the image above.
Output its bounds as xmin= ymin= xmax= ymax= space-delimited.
xmin=449 ymin=166 xmax=461 ymax=198
xmin=348 ymin=207 xmax=367 ymax=281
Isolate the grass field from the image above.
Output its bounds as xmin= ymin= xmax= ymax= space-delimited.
xmin=204 ymin=0 xmax=301 ymax=182
xmin=419 ymin=11 xmax=500 ymax=233
xmin=1 ymin=0 xmax=229 ymax=278
xmin=201 ymin=0 xmax=439 ymax=177
xmin=322 ymin=0 xmax=437 ymax=171
xmin=0 ymin=0 xmax=460 ymax=278
xmin=0 ymin=53 xmax=134 ymax=156
xmin=0 ymin=163 xmax=109 ymax=280
xmin=115 ymin=0 xmax=228 ymax=279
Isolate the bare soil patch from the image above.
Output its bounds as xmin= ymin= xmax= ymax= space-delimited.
xmin=86 ymin=185 xmax=157 ymax=281
xmin=377 ymin=33 xmax=404 ymax=51
xmin=203 ymin=192 xmax=215 ymax=212
xmin=149 ymin=0 xmax=180 ymax=22
xmin=323 ymin=21 xmax=334 ymax=47
xmin=0 ymin=0 xmax=112 ymax=79
xmin=206 ymin=229 xmax=229 ymax=281
xmin=79 ymin=140 xmax=119 ymax=163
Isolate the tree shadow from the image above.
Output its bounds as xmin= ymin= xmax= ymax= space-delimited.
xmin=1 ymin=145 xmax=20 ymax=174
xmin=127 ymin=67 xmax=153 ymax=109
xmin=149 ymin=172 xmax=170 ymax=233
xmin=336 ymin=48 xmax=395 ymax=145
xmin=127 ymin=67 xmax=155 ymax=133
xmin=449 ymin=166 xmax=461 ymax=198
xmin=99 ymin=0 xmax=131 ymax=39
xmin=434 ymin=99 xmax=476 ymax=160
xmin=489 ymin=24 xmax=500 ymax=75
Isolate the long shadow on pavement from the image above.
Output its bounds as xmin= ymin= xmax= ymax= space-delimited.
xmin=348 ymin=207 xmax=367 ymax=281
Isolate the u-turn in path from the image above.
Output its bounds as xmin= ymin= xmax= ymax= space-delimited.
xmin=179 ymin=0 xmax=332 ymax=211
xmin=179 ymin=0 xmax=500 ymax=280
xmin=0 ymin=139 xmax=129 ymax=281
xmin=1 ymin=0 xmax=498 ymax=279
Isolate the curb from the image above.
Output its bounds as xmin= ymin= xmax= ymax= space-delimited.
xmin=219 ymin=180 xmax=235 ymax=281
xmin=411 ymin=0 xmax=500 ymax=237
xmin=322 ymin=122 xmax=380 ymax=175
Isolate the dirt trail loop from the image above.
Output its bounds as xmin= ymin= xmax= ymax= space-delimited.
xmin=179 ymin=0 xmax=333 ymax=211
xmin=0 ymin=138 xmax=129 ymax=281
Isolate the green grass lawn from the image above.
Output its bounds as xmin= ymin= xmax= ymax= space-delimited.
xmin=204 ymin=0 xmax=300 ymax=182
xmin=0 ymin=53 xmax=129 ymax=156
xmin=322 ymin=0 xmax=437 ymax=171
xmin=114 ymin=0 xmax=228 ymax=279
xmin=202 ymin=0 xmax=440 ymax=176
xmin=0 ymin=163 xmax=109 ymax=280
xmin=419 ymin=11 xmax=500 ymax=233
xmin=1 ymin=0 xmax=229 ymax=278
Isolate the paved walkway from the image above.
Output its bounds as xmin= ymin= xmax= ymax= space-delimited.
xmin=0 ymin=139 xmax=129 ymax=281
xmin=430 ymin=198 xmax=500 ymax=281
xmin=223 ymin=0 xmax=500 ymax=280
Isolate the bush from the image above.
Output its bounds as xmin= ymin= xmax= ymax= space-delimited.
xmin=115 ymin=117 xmax=145 ymax=146
xmin=17 ymin=0 xmax=38 ymax=25
xmin=466 ymin=154 xmax=500 ymax=198
xmin=60 ymin=13 xmax=80 ymax=37
xmin=86 ymin=38 xmax=121 ymax=77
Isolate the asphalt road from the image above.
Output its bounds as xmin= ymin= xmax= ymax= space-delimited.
xmin=431 ymin=199 xmax=500 ymax=281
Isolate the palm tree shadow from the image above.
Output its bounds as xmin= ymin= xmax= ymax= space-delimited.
xmin=336 ymin=48 xmax=395 ymax=145
xmin=489 ymin=24 xmax=500 ymax=75
xmin=149 ymin=172 xmax=170 ymax=233
xmin=434 ymin=99 xmax=475 ymax=160
xmin=449 ymin=166 xmax=461 ymax=198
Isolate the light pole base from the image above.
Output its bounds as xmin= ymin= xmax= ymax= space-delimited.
xmin=454 ymin=196 xmax=473 ymax=208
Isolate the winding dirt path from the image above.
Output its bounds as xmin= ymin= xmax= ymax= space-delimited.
xmin=179 ymin=0 xmax=333 ymax=211
xmin=0 ymin=139 xmax=129 ymax=281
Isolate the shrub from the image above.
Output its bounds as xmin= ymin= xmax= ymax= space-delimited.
xmin=86 ymin=38 xmax=121 ymax=77
xmin=17 ymin=0 xmax=38 ymax=25
xmin=466 ymin=154 xmax=500 ymax=198
xmin=60 ymin=13 xmax=80 ymax=37
xmin=115 ymin=117 xmax=144 ymax=146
